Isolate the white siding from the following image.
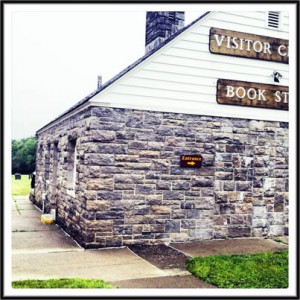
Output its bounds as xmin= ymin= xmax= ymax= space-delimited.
xmin=91 ymin=11 xmax=289 ymax=122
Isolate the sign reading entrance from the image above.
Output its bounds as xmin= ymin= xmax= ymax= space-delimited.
xmin=180 ymin=155 xmax=203 ymax=168
xmin=217 ymin=79 xmax=288 ymax=110
xmin=210 ymin=27 xmax=289 ymax=64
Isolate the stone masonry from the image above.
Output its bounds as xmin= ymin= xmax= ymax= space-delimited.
xmin=34 ymin=106 xmax=289 ymax=248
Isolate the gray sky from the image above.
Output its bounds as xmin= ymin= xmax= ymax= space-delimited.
xmin=8 ymin=4 xmax=205 ymax=140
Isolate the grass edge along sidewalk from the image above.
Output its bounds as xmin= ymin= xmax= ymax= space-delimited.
xmin=186 ymin=250 xmax=288 ymax=289
xmin=12 ymin=278 xmax=114 ymax=289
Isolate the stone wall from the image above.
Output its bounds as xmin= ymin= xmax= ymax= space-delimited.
xmin=35 ymin=106 xmax=289 ymax=248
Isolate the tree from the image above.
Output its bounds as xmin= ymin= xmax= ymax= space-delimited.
xmin=12 ymin=136 xmax=37 ymax=174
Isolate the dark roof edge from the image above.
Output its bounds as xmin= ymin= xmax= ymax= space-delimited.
xmin=36 ymin=11 xmax=211 ymax=134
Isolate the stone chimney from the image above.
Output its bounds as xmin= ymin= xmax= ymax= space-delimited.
xmin=145 ymin=11 xmax=185 ymax=53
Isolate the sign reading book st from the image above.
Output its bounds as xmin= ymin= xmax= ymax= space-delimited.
xmin=217 ymin=79 xmax=288 ymax=110
xmin=210 ymin=28 xmax=289 ymax=64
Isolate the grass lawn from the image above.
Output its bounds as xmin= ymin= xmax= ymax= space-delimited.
xmin=12 ymin=278 xmax=113 ymax=289
xmin=12 ymin=175 xmax=31 ymax=196
xmin=186 ymin=250 xmax=288 ymax=288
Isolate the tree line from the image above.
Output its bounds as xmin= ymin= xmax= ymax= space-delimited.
xmin=12 ymin=136 xmax=37 ymax=174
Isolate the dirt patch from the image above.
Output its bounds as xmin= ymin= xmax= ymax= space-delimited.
xmin=171 ymin=238 xmax=288 ymax=257
xmin=129 ymin=244 xmax=190 ymax=270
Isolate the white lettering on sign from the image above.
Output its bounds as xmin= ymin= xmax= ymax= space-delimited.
xmin=226 ymin=86 xmax=267 ymax=101
xmin=215 ymin=34 xmax=287 ymax=57
xmin=226 ymin=86 xmax=288 ymax=103
xmin=274 ymin=91 xmax=289 ymax=103
xmin=210 ymin=28 xmax=289 ymax=64
xmin=217 ymin=79 xmax=289 ymax=110
xmin=278 ymin=45 xmax=288 ymax=56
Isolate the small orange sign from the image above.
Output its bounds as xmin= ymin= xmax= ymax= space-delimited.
xmin=180 ymin=155 xmax=203 ymax=168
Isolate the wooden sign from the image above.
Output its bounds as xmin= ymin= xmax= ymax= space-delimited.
xmin=180 ymin=155 xmax=203 ymax=168
xmin=210 ymin=27 xmax=289 ymax=64
xmin=217 ymin=79 xmax=288 ymax=110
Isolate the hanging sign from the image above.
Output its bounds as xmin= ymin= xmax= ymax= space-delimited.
xmin=180 ymin=155 xmax=203 ymax=168
xmin=210 ymin=27 xmax=289 ymax=64
xmin=217 ymin=79 xmax=288 ymax=110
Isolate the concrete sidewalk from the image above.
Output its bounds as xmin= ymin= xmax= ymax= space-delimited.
xmin=12 ymin=196 xmax=288 ymax=289
xmin=12 ymin=197 xmax=167 ymax=283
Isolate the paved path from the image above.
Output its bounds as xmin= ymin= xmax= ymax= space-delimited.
xmin=12 ymin=196 xmax=288 ymax=289
xmin=12 ymin=197 xmax=167 ymax=283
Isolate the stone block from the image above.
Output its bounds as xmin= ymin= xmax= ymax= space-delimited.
xmin=89 ymin=130 xmax=115 ymax=142
xmin=263 ymin=178 xmax=275 ymax=197
xmin=253 ymin=156 xmax=269 ymax=168
xmin=234 ymin=169 xmax=248 ymax=181
xmin=269 ymin=225 xmax=284 ymax=236
xmin=97 ymin=144 xmax=127 ymax=154
xmin=87 ymin=178 xmax=113 ymax=191
xmin=86 ymin=200 xmax=110 ymax=211
xmin=224 ymin=181 xmax=235 ymax=191
xmin=213 ymin=226 xmax=228 ymax=239
xmin=85 ymin=154 xmax=114 ymax=166
xmin=125 ymin=114 xmax=143 ymax=128
xmin=144 ymin=113 xmax=163 ymax=125
xmin=150 ymin=205 xmax=171 ymax=214
xmin=132 ymin=206 xmax=150 ymax=215
xmin=235 ymin=204 xmax=253 ymax=214
xmin=226 ymin=144 xmax=245 ymax=153
xmin=156 ymin=181 xmax=171 ymax=190
xmin=136 ymin=185 xmax=155 ymax=194
xmin=106 ymin=236 xmax=123 ymax=247
xmin=96 ymin=210 xmax=124 ymax=220
xmin=252 ymin=218 xmax=268 ymax=228
xmin=195 ymin=198 xmax=214 ymax=210
xmin=165 ymin=220 xmax=180 ymax=233
xmin=219 ymin=203 xmax=235 ymax=214
xmin=163 ymin=191 xmax=184 ymax=200
xmin=97 ymin=191 xmax=122 ymax=200
xmin=151 ymin=159 xmax=169 ymax=171
xmin=165 ymin=137 xmax=185 ymax=147
xmin=230 ymin=215 xmax=244 ymax=225
xmin=115 ymin=174 xmax=144 ymax=184
xmin=156 ymin=126 xmax=173 ymax=136
xmin=191 ymin=176 xmax=214 ymax=187
xmin=236 ymin=181 xmax=252 ymax=191
xmin=215 ymin=192 xmax=228 ymax=203
xmin=139 ymin=150 xmax=160 ymax=158
xmin=172 ymin=181 xmax=190 ymax=190
xmin=214 ymin=215 xmax=228 ymax=226
xmin=150 ymin=224 xmax=165 ymax=233
xmin=228 ymin=226 xmax=251 ymax=238
xmin=128 ymin=141 xmax=148 ymax=150
xmin=116 ymin=131 xmax=135 ymax=140
xmin=114 ymin=184 xmax=134 ymax=190
xmin=124 ymin=162 xmax=151 ymax=170
xmin=274 ymin=193 xmax=284 ymax=212
xmin=215 ymin=172 xmax=233 ymax=180
xmin=81 ymin=219 xmax=113 ymax=231
xmin=253 ymin=206 xmax=267 ymax=219
xmin=249 ymin=120 xmax=265 ymax=131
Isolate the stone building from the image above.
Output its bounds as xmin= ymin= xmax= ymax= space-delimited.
xmin=34 ymin=11 xmax=289 ymax=248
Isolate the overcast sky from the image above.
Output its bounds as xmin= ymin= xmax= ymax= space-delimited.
xmin=7 ymin=4 xmax=205 ymax=140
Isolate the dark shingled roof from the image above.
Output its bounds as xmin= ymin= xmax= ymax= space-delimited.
xmin=37 ymin=11 xmax=210 ymax=134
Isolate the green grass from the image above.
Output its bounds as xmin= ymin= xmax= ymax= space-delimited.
xmin=186 ymin=250 xmax=288 ymax=288
xmin=12 ymin=278 xmax=114 ymax=289
xmin=12 ymin=175 xmax=31 ymax=196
